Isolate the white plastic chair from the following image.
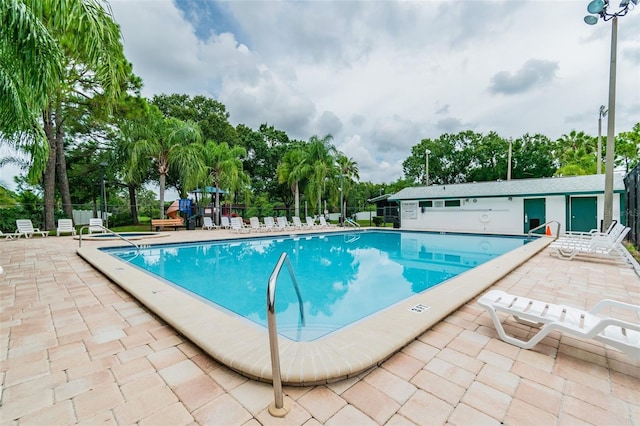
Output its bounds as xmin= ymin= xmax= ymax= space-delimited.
xmin=56 ymin=219 xmax=76 ymax=236
xmin=202 ymin=217 xmax=218 ymax=230
xmin=88 ymin=218 xmax=105 ymax=234
xmin=15 ymin=219 xmax=48 ymax=238
xmin=478 ymin=289 xmax=639 ymax=359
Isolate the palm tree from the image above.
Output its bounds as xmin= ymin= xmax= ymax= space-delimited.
xmin=2 ymin=0 xmax=128 ymax=229
xmin=129 ymin=107 xmax=204 ymax=218
xmin=336 ymin=154 xmax=359 ymax=217
xmin=277 ymin=148 xmax=308 ymax=217
xmin=303 ymin=134 xmax=337 ymax=216
xmin=201 ymin=141 xmax=247 ymax=225
xmin=556 ymin=130 xmax=596 ymax=176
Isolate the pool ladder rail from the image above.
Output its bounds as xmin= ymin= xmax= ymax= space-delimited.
xmin=527 ymin=220 xmax=560 ymax=240
xmin=78 ymin=224 xmax=140 ymax=252
xmin=266 ymin=252 xmax=305 ymax=417
xmin=344 ymin=217 xmax=360 ymax=228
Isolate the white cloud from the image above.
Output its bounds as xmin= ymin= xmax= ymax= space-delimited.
xmin=5 ymin=0 xmax=637 ymax=192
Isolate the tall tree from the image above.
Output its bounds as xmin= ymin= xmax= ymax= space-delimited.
xmin=277 ymin=148 xmax=308 ymax=217
xmin=129 ymin=106 xmax=204 ymax=218
xmin=303 ymin=134 xmax=337 ymax=216
xmin=2 ymin=0 xmax=129 ymax=229
xmin=201 ymin=141 xmax=247 ymax=225
xmin=555 ymin=130 xmax=596 ymax=176
xmin=335 ymin=154 xmax=359 ymax=217
xmin=615 ymin=123 xmax=640 ymax=172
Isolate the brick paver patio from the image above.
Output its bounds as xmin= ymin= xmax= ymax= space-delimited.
xmin=1 ymin=231 xmax=638 ymax=425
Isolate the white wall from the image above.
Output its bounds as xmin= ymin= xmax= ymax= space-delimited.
xmin=399 ymin=193 xmax=622 ymax=235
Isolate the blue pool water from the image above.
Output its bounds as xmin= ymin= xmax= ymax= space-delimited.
xmin=104 ymin=230 xmax=530 ymax=341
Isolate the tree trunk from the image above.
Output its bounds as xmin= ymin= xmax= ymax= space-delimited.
xmin=54 ymin=110 xmax=73 ymax=219
xmin=128 ymin=185 xmax=139 ymax=224
xmin=42 ymin=109 xmax=57 ymax=230
xmin=215 ymin=174 xmax=221 ymax=225
xmin=159 ymin=172 xmax=166 ymax=219
xmin=294 ymin=182 xmax=299 ymax=217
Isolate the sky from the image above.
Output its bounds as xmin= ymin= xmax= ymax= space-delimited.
xmin=1 ymin=0 xmax=639 ymax=192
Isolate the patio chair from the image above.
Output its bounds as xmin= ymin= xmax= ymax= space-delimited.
xmin=220 ymin=216 xmax=231 ymax=229
xmin=291 ymin=216 xmax=304 ymax=230
xmin=88 ymin=218 xmax=105 ymax=234
xmin=306 ymin=217 xmax=317 ymax=228
xmin=230 ymin=216 xmax=250 ymax=233
xmin=15 ymin=219 xmax=48 ymax=238
xmin=550 ymin=226 xmax=630 ymax=261
xmin=249 ymin=217 xmax=266 ymax=232
xmin=0 ymin=231 xmax=21 ymax=240
xmin=276 ymin=216 xmax=291 ymax=230
xmin=263 ymin=217 xmax=275 ymax=231
xmin=202 ymin=216 xmax=218 ymax=230
xmin=555 ymin=223 xmax=625 ymax=245
xmin=56 ymin=219 xmax=77 ymax=236
xmin=318 ymin=216 xmax=336 ymax=228
xmin=478 ymin=289 xmax=640 ymax=360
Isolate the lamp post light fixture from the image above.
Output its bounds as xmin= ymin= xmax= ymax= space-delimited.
xmin=584 ymin=0 xmax=637 ymax=230
xmin=425 ymin=149 xmax=431 ymax=186
xmin=597 ymin=105 xmax=608 ymax=174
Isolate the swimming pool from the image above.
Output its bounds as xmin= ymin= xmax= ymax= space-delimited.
xmin=78 ymin=228 xmax=551 ymax=384
xmin=105 ymin=231 xmax=528 ymax=342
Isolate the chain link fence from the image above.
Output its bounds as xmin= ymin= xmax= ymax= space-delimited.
xmin=624 ymin=163 xmax=639 ymax=248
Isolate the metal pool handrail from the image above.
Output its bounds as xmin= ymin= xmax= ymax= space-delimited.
xmin=527 ymin=220 xmax=560 ymax=240
xmin=266 ymin=252 xmax=305 ymax=417
xmin=78 ymin=225 xmax=140 ymax=251
xmin=344 ymin=217 xmax=360 ymax=227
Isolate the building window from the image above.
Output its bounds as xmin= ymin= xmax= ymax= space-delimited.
xmin=444 ymin=200 xmax=461 ymax=207
xmin=419 ymin=201 xmax=432 ymax=208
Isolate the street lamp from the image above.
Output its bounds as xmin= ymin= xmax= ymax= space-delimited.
xmin=584 ymin=0 xmax=637 ymax=230
xmin=597 ymin=105 xmax=607 ymax=174
xmin=99 ymin=161 xmax=107 ymax=221
xmin=425 ymin=149 xmax=431 ymax=186
xmin=507 ymin=138 xmax=513 ymax=181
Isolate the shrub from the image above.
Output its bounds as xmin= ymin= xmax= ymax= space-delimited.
xmin=372 ymin=216 xmax=383 ymax=226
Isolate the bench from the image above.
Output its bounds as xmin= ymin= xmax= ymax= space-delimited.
xmin=151 ymin=218 xmax=185 ymax=231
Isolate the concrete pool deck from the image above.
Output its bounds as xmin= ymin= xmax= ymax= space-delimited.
xmin=1 ymin=228 xmax=639 ymax=424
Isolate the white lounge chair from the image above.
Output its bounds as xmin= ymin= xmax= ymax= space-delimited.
xmin=276 ymin=216 xmax=291 ymax=230
xmin=550 ymin=226 xmax=630 ymax=261
xmin=88 ymin=218 xmax=105 ymax=234
xmin=291 ymin=216 xmax=305 ymax=230
xmin=263 ymin=217 xmax=275 ymax=231
xmin=15 ymin=219 xmax=48 ymax=238
xmin=230 ymin=216 xmax=250 ymax=233
xmin=56 ymin=219 xmax=76 ymax=236
xmin=555 ymin=223 xmax=625 ymax=245
xmin=0 ymin=230 xmax=20 ymax=240
xmin=478 ymin=289 xmax=640 ymax=359
xmin=220 ymin=216 xmax=231 ymax=229
xmin=305 ymin=217 xmax=317 ymax=229
xmin=318 ymin=216 xmax=336 ymax=228
xmin=249 ymin=217 xmax=266 ymax=232
xmin=202 ymin=217 xmax=218 ymax=230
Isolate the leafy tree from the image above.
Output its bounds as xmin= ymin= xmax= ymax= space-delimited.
xmin=200 ymin=141 xmax=247 ymax=225
xmin=335 ymin=154 xmax=359 ymax=216
xmin=303 ymin=134 xmax=338 ymax=216
xmin=555 ymin=130 xmax=596 ymax=176
xmin=616 ymin=123 xmax=640 ymax=172
xmin=128 ymin=106 xmax=204 ymax=218
xmin=2 ymin=0 xmax=129 ymax=229
xmin=510 ymin=134 xmax=556 ymax=179
xmin=152 ymin=94 xmax=239 ymax=146
xmin=277 ymin=148 xmax=308 ymax=217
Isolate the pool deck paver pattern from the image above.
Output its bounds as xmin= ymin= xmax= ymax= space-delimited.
xmin=1 ymin=229 xmax=638 ymax=425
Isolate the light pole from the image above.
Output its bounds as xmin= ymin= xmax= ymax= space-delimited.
xmin=425 ymin=149 xmax=431 ymax=186
xmin=99 ymin=161 xmax=107 ymax=221
xmin=597 ymin=105 xmax=607 ymax=174
xmin=507 ymin=138 xmax=513 ymax=181
xmin=584 ymin=0 xmax=636 ymax=230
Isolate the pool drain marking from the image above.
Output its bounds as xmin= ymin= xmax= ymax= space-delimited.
xmin=409 ymin=304 xmax=430 ymax=313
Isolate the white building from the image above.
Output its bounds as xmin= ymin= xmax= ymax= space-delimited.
xmin=389 ymin=174 xmax=626 ymax=235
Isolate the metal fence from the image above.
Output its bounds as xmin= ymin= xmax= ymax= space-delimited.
xmin=624 ymin=163 xmax=639 ymax=248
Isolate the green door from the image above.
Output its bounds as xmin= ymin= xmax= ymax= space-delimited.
xmin=569 ymin=197 xmax=597 ymax=232
xmin=524 ymin=198 xmax=546 ymax=233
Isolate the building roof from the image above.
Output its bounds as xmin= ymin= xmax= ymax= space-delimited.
xmin=389 ymin=174 xmax=626 ymax=201
xmin=367 ymin=194 xmax=392 ymax=203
